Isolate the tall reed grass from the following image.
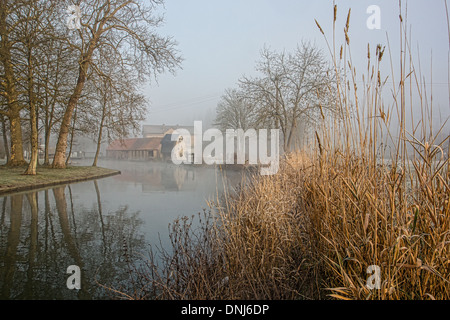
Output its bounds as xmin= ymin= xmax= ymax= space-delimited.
xmin=308 ymin=2 xmax=450 ymax=299
xmin=113 ymin=2 xmax=450 ymax=300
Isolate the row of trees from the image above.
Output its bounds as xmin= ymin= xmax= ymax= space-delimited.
xmin=0 ymin=0 xmax=181 ymax=174
xmin=215 ymin=42 xmax=336 ymax=152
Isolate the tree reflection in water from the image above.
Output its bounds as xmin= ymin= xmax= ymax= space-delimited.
xmin=0 ymin=181 xmax=145 ymax=300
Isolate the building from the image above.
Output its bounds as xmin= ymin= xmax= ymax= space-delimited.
xmin=106 ymin=138 xmax=162 ymax=160
xmin=161 ymin=133 xmax=192 ymax=161
xmin=106 ymin=124 xmax=196 ymax=161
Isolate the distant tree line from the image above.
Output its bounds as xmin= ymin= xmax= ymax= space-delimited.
xmin=0 ymin=0 xmax=181 ymax=174
xmin=215 ymin=41 xmax=337 ymax=152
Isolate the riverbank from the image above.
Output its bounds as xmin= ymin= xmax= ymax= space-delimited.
xmin=0 ymin=165 xmax=121 ymax=195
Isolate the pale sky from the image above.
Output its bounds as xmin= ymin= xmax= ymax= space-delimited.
xmin=145 ymin=0 xmax=450 ymax=128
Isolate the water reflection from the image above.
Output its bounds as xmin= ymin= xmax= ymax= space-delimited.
xmin=0 ymin=161 xmax=244 ymax=299
xmin=0 ymin=183 xmax=145 ymax=300
xmin=114 ymin=162 xmax=196 ymax=192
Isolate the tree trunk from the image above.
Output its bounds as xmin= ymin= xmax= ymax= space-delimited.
xmin=23 ymin=105 xmax=38 ymax=174
xmin=43 ymin=125 xmax=50 ymax=166
xmin=0 ymin=0 xmax=25 ymax=166
xmin=7 ymin=110 xmax=26 ymax=166
xmin=52 ymin=89 xmax=81 ymax=168
xmin=43 ymin=51 xmax=57 ymax=166
xmin=286 ymin=116 xmax=297 ymax=153
xmin=43 ymin=103 xmax=55 ymax=166
xmin=0 ymin=113 xmax=10 ymax=162
xmin=24 ymin=51 xmax=38 ymax=175
xmin=279 ymin=121 xmax=288 ymax=153
xmin=92 ymin=125 xmax=103 ymax=167
xmin=65 ymin=105 xmax=77 ymax=166
xmin=92 ymin=102 xmax=106 ymax=167
xmin=52 ymin=41 xmax=97 ymax=169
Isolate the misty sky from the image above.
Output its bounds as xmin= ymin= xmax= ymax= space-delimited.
xmin=144 ymin=0 xmax=450 ymax=128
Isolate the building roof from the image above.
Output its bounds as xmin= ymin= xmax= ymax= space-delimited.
xmin=143 ymin=125 xmax=171 ymax=135
xmin=107 ymin=138 xmax=161 ymax=151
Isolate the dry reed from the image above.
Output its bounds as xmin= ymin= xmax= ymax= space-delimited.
xmin=113 ymin=1 xmax=449 ymax=300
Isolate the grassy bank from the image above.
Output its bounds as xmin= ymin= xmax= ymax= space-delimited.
xmin=0 ymin=165 xmax=120 ymax=195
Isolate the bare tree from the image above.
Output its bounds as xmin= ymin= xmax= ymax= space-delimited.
xmin=214 ymin=88 xmax=259 ymax=131
xmin=16 ymin=1 xmax=54 ymax=174
xmin=7 ymin=1 xmax=71 ymax=174
xmin=86 ymin=47 xmax=147 ymax=167
xmin=0 ymin=0 xmax=27 ymax=166
xmin=239 ymin=42 xmax=335 ymax=151
xmin=0 ymin=0 xmax=77 ymax=172
xmin=52 ymin=0 xmax=182 ymax=168
xmin=39 ymin=32 xmax=78 ymax=166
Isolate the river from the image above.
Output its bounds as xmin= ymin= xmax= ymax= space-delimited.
xmin=0 ymin=159 xmax=244 ymax=299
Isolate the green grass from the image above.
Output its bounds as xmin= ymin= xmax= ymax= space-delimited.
xmin=0 ymin=165 xmax=120 ymax=195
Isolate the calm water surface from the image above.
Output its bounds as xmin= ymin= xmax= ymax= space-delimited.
xmin=0 ymin=160 xmax=243 ymax=299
